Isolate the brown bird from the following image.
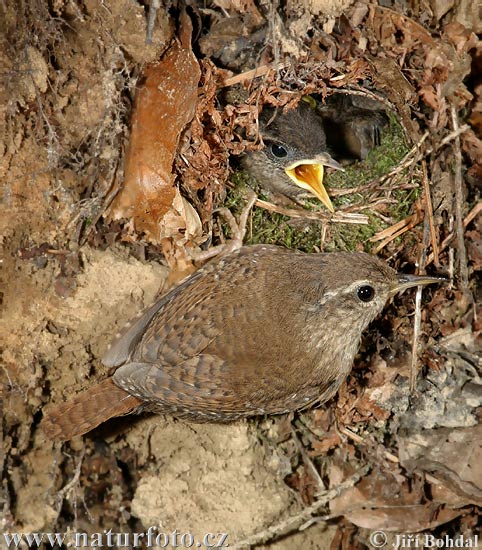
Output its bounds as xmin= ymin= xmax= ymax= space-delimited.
xmin=40 ymin=245 xmax=443 ymax=441
xmin=241 ymin=102 xmax=343 ymax=212
xmin=316 ymin=93 xmax=389 ymax=162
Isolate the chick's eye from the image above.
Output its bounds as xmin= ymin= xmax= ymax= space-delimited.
xmin=357 ymin=285 xmax=375 ymax=302
xmin=270 ymin=143 xmax=288 ymax=158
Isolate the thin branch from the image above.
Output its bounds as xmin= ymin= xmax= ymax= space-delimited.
xmin=230 ymin=465 xmax=370 ymax=549
xmin=367 ymin=124 xmax=470 ymax=189
xmin=254 ymin=198 xmax=369 ymax=225
xmin=450 ymin=106 xmax=470 ymax=294
xmin=339 ymin=427 xmax=399 ymax=463
xmin=371 ymin=211 xmax=424 ymax=254
xmin=56 ymin=446 xmax=85 ymax=503
xmin=410 ymin=209 xmax=431 ymax=392
xmin=435 ymin=124 xmax=471 ymax=151
xmin=368 ymin=131 xmax=429 ymax=187
xmin=291 ymin=428 xmax=326 ymax=494
xmin=421 ymin=159 xmax=439 ymax=266
xmin=366 ymin=122 xmax=472 ymax=255
xmin=370 ymin=209 xmax=423 ymax=242
xmin=425 ymin=202 xmax=481 ymax=267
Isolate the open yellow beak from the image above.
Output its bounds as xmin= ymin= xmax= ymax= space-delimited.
xmin=284 ymin=154 xmax=343 ymax=213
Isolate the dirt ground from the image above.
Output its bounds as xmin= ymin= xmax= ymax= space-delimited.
xmin=1 ymin=1 xmax=481 ymax=549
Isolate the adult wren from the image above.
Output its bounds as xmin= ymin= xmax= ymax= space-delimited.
xmin=241 ymin=101 xmax=343 ymax=212
xmin=40 ymin=245 xmax=442 ymax=441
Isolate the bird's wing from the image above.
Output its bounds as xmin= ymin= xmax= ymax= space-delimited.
xmin=112 ymin=358 xmax=253 ymax=416
xmin=113 ymin=355 xmax=341 ymax=418
xmin=102 ymin=265 xmax=218 ymax=368
xmin=102 ymin=298 xmax=171 ymax=368
xmin=103 ymin=246 xmax=281 ymax=374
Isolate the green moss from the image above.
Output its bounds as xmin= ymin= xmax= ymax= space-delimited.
xmin=247 ymin=209 xmax=324 ymax=253
xmin=327 ymin=115 xmax=408 ymax=194
xmin=329 ymin=213 xmax=386 ymax=253
xmin=224 ymin=181 xmax=324 ymax=253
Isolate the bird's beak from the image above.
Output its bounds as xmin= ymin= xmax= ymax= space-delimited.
xmin=390 ymin=273 xmax=446 ymax=296
xmin=284 ymin=154 xmax=343 ymax=213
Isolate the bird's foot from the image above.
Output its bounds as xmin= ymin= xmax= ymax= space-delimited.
xmin=190 ymin=191 xmax=257 ymax=263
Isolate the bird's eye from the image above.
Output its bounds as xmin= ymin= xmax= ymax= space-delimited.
xmin=357 ymin=285 xmax=375 ymax=302
xmin=270 ymin=143 xmax=288 ymax=158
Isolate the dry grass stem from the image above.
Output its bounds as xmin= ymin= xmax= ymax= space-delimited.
xmin=425 ymin=202 xmax=482 ymax=267
xmin=421 ymin=159 xmax=439 ymax=265
xmin=450 ymin=106 xmax=470 ymax=294
xmin=371 ymin=211 xmax=424 ymax=253
xmin=254 ymin=198 xmax=369 ymax=224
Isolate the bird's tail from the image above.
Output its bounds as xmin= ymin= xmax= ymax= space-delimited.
xmin=39 ymin=378 xmax=143 ymax=441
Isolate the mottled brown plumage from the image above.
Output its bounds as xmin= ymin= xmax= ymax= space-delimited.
xmin=317 ymin=93 xmax=389 ymax=161
xmin=41 ymin=378 xmax=142 ymax=440
xmin=40 ymin=245 xmax=442 ymax=441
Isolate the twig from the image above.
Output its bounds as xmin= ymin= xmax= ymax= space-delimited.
xmin=325 ymin=86 xmax=397 ymax=115
xmin=367 ymin=121 xmax=472 ymax=255
xmin=436 ymin=124 xmax=471 ymax=152
xmin=339 ymin=427 xmax=399 ymax=463
xmin=367 ymin=125 xmax=469 ymax=189
xmin=448 ymin=212 xmax=455 ymax=289
xmin=450 ymin=106 xmax=470 ymax=294
xmin=371 ymin=211 xmax=424 ymax=254
xmin=410 ymin=210 xmax=431 ymax=392
xmin=421 ymin=159 xmax=439 ymax=266
xmin=291 ymin=429 xmax=327 ymax=494
xmin=329 ymin=179 xmax=416 ymax=198
xmin=221 ymin=63 xmax=290 ymax=88
xmin=370 ymin=209 xmax=423 ymax=242
xmin=368 ymin=131 xmax=429 ymax=187
xmin=319 ymin=223 xmax=327 ymax=251
xmin=56 ymin=446 xmax=85 ymax=502
xmin=230 ymin=465 xmax=370 ymax=549
xmin=425 ymin=202 xmax=482 ymax=266
xmin=254 ymin=198 xmax=369 ymax=225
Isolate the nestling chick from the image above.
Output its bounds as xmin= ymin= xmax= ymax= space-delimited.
xmin=317 ymin=93 xmax=389 ymax=162
xmin=241 ymin=102 xmax=342 ymax=212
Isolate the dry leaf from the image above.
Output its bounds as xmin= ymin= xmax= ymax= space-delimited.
xmin=329 ymin=462 xmax=466 ymax=531
xmin=398 ymin=425 xmax=482 ymax=506
xmin=109 ymin=13 xmax=201 ymax=245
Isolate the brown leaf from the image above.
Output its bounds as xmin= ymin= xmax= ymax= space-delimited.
xmin=308 ymin=432 xmax=342 ymax=456
xmin=109 ymin=14 xmax=201 ymax=245
xmin=462 ymin=129 xmax=482 ymax=164
xmin=419 ymin=85 xmax=442 ymax=111
xmin=329 ymin=462 xmax=466 ymax=531
xmin=398 ymin=425 xmax=482 ymax=506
